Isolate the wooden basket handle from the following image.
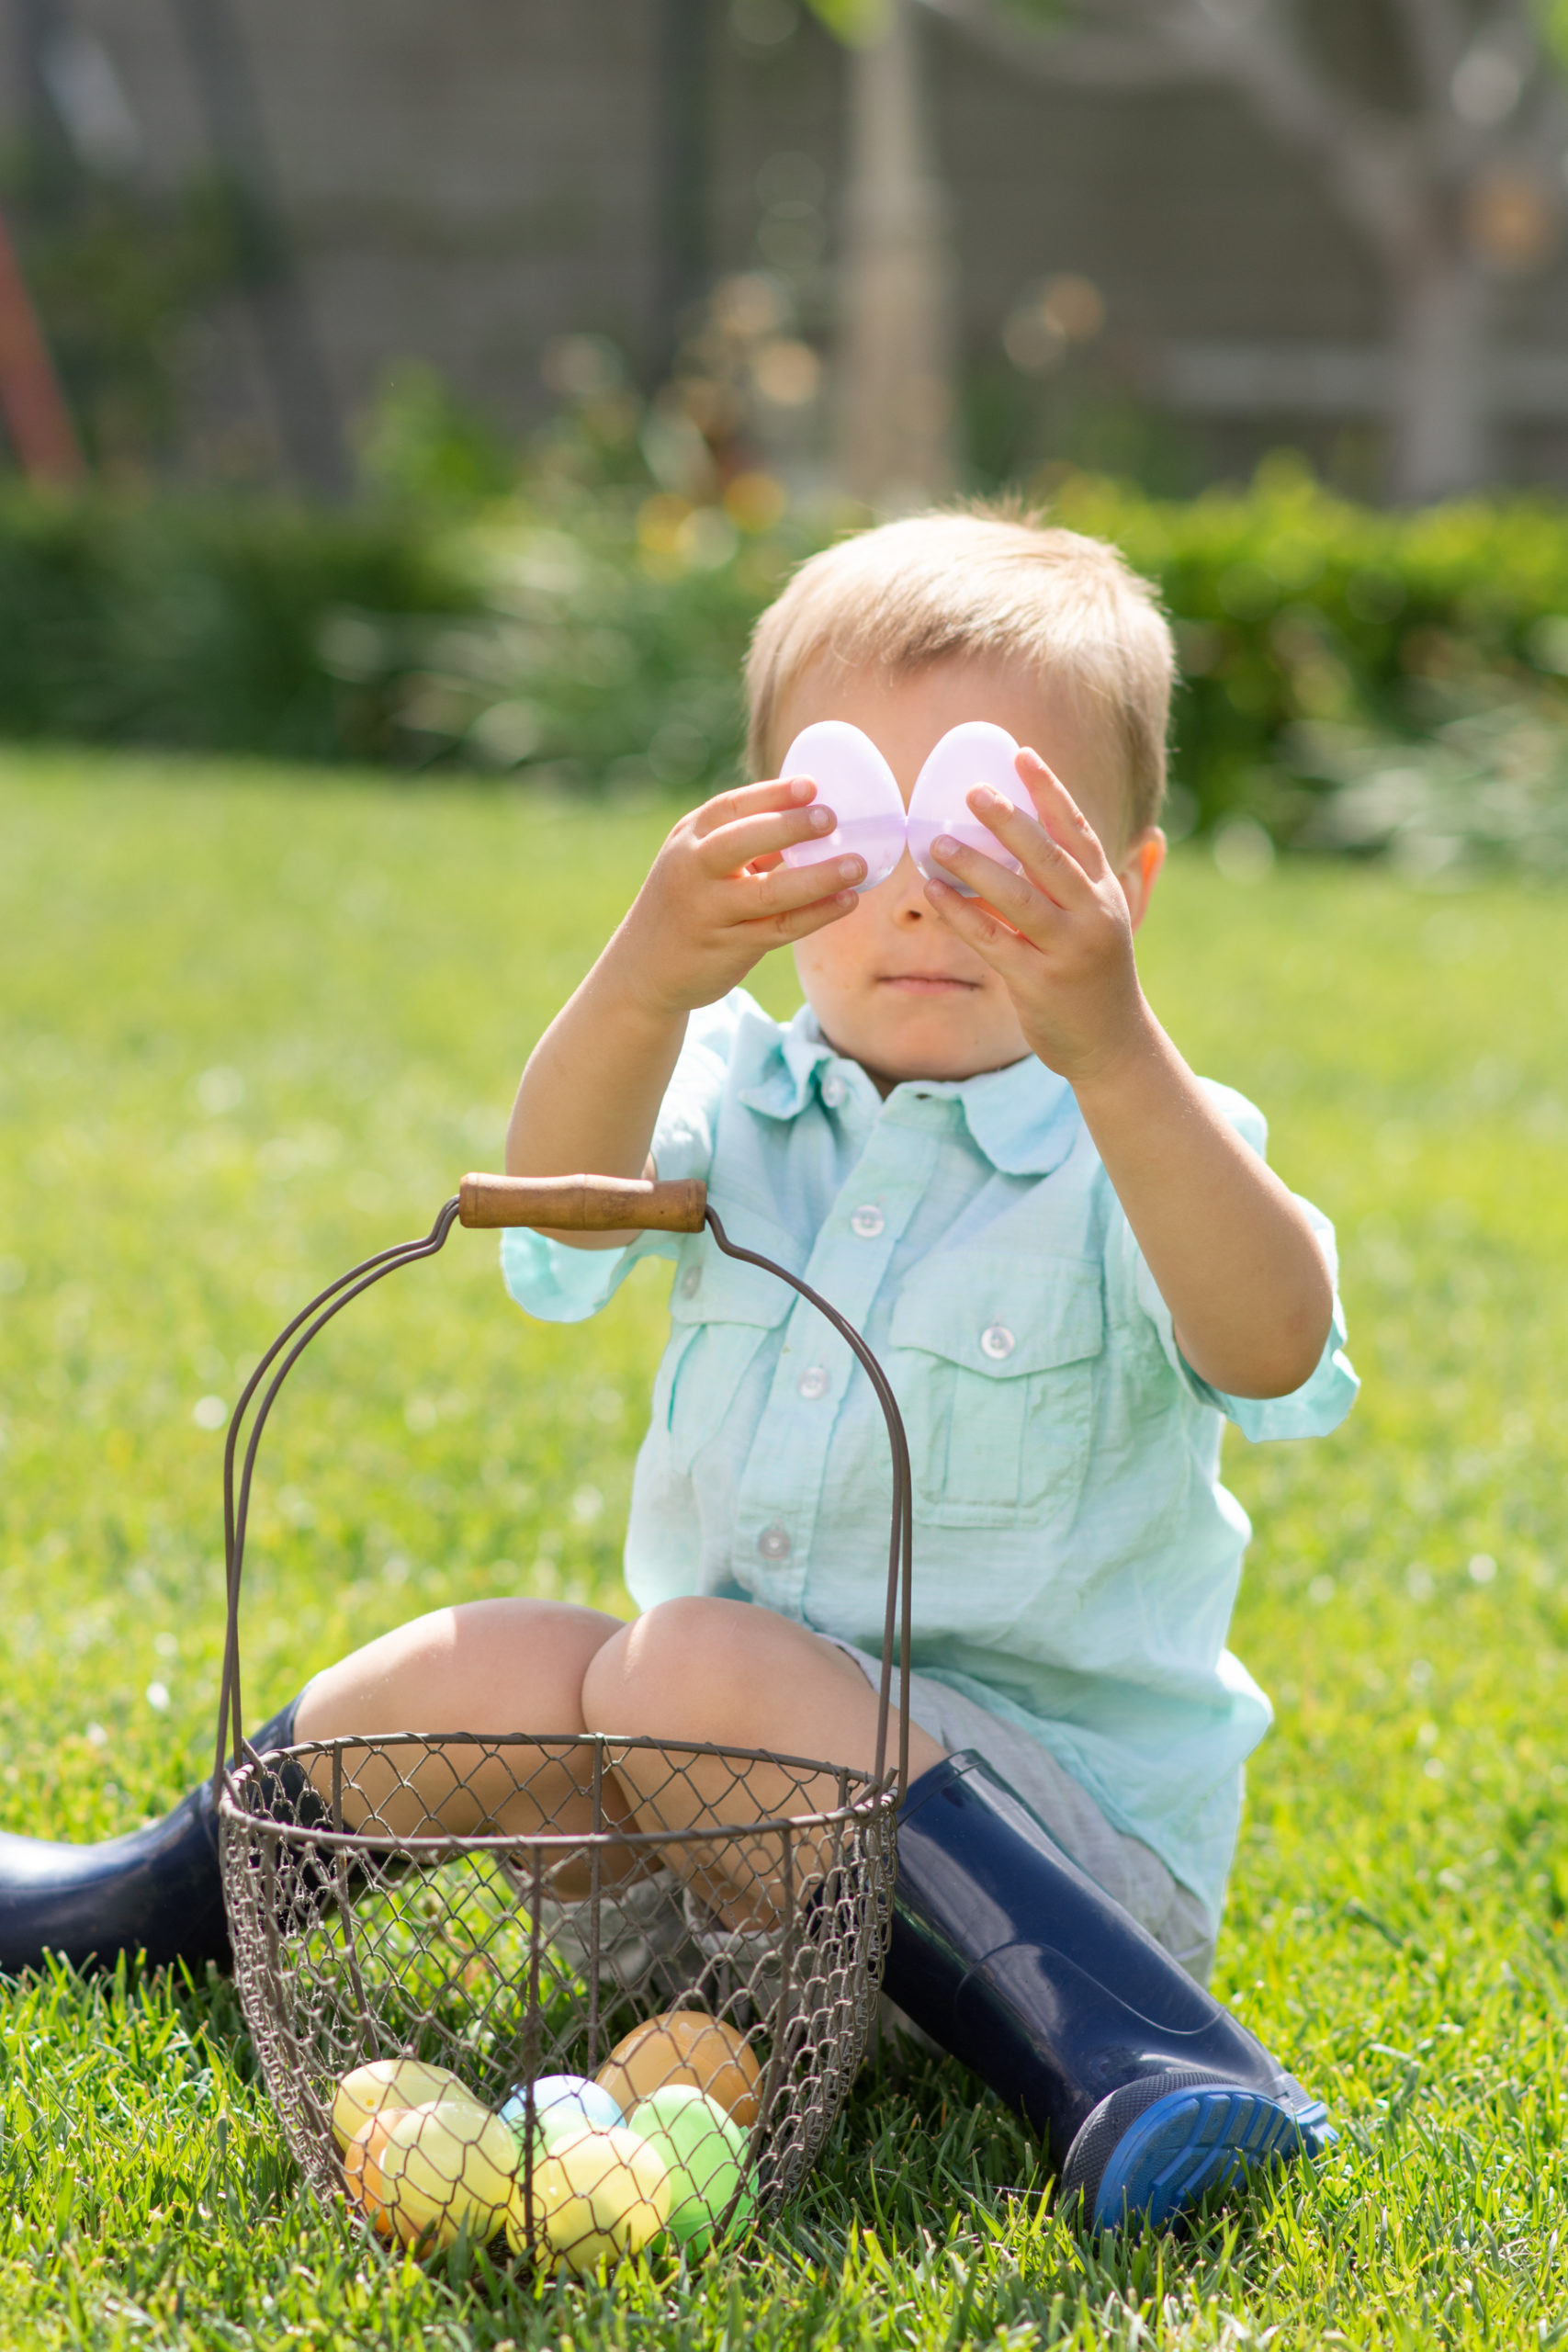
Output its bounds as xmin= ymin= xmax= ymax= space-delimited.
xmin=457 ymin=1171 xmax=707 ymax=1232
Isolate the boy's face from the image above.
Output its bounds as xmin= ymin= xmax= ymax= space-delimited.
xmin=772 ymin=655 xmax=1161 ymax=1090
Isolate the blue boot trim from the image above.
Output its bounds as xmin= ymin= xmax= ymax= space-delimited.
xmin=1085 ymin=2082 xmax=1332 ymax=2235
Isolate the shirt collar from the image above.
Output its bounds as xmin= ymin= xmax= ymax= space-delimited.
xmin=739 ymin=1004 xmax=1081 ymax=1178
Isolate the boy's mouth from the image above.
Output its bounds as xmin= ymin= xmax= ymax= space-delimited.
xmin=877 ymin=972 xmax=981 ymax=995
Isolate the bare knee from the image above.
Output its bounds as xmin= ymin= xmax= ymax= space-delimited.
xmin=298 ymin=1596 xmax=625 ymax=1741
xmin=581 ymin=1597 xmax=792 ymax=1747
xmin=438 ymin=1599 xmax=628 ymax=1722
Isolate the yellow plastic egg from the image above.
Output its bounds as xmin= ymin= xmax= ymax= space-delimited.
xmin=369 ymin=2098 xmax=519 ymax=2250
xmin=505 ymin=2125 xmax=671 ymax=2275
xmin=331 ymin=2058 xmax=487 ymax=2152
xmin=595 ymin=2009 xmax=762 ymax=2128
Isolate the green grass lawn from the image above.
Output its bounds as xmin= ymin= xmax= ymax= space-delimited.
xmin=2 ymin=746 xmax=1566 ymax=2348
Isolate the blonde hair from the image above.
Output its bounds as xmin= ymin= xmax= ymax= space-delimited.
xmin=745 ymin=506 xmax=1174 ymax=835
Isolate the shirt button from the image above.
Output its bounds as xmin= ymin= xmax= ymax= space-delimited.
xmin=758 ymin=1524 xmax=792 ymax=1560
xmin=980 ymin=1322 xmax=1016 ymax=1361
xmin=850 ymin=1203 xmax=885 ymax=1239
xmin=821 ymin=1075 xmax=847 ymax=1108
xmin=680 ymin=1265 xmax=702 ymax=1298
xmin=797 ymin=1364 xmax=829 ymax=1400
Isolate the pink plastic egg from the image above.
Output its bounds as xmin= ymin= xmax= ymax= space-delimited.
xmin=777 ymin=722 xmax=908 ymax=893
xmin=907 ymin=721 xmax=1024 ymax=895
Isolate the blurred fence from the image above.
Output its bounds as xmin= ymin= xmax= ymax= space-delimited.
xmin=6 ymin=434 xmax=1568 ymax=877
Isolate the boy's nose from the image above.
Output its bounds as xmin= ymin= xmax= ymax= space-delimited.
xmin=883 ymin=850 xmax=931 ymax=918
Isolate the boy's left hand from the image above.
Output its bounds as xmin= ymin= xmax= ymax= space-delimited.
xmin=930 ymin=747 xmax=1333 ymax=1397
xmin=925 ymin=746 xmax=1161 ymax=1089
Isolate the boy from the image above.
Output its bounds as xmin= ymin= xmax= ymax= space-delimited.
xmin=0 ymin=510 xmax=1356 ymax=2232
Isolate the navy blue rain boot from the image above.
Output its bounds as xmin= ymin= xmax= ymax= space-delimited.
xmin=0 ymin=1697 xmax=314 ymax=1977
xmin=884 ymin=1751 xmax=1331 ymax=2234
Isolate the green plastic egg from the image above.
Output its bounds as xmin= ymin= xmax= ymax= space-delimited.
xmin=625 ymin=2083 xmax=756 ymax=2253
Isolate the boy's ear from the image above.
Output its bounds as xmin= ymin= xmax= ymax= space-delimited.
xmin=1117 ymin=827 xmax=1166 ymax=933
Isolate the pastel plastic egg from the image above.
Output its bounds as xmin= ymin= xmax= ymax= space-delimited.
xmin=342 ymin=2113 xmax=401 ymax=2240
xmin=595 ymin=2008 xmax=762 ymax=2129
xmin=626 ymin=2083 xmax=756 ymax=2253
xmin=368 ymin=2098 xmax=519 ymax=2250
xmin=499 ymin=2072 xmax=624 ymax=2154
xmin=777 ymin=721 xmax=908 ymax=892
xmin=331 ymin=2058 xmax=487 ymax=2152
xmin=907 ymin=720 xmax=1025 ymax=894
xmin=505 ymin=2124 xmax=671 ymax=2275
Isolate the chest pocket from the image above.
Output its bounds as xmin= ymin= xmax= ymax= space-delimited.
xmin=890 ymin=1253 xmax=1105 ymax=1530
xmin=659 ymin=1244 xmax=794 ymax=1475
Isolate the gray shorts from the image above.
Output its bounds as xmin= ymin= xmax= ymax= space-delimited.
xmin=835 ymin=1643 xmax=1217 ymax=1984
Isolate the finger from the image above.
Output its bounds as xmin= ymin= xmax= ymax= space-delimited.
xmin=965 ymin=786 xmax=1094 ymax=904
xmin=1014 ymin=749 xmax=1111 ymax=881
xmin=746 ymin=885 xmax=861 ymax=948
xmin=695 ymin=800 xmax=839 ymax=876
xmin=942 ymin=794 xmax=1090 ymax=916
xmin=922 ymin=876 xmax=1040 ymax=982
xmin=690 ymin=774 xmax=818 ymax=840
xmin=930 ymin=830 xmax=1064 ymax=935
xmin=719 ymin=853 xmax=867 ymax=922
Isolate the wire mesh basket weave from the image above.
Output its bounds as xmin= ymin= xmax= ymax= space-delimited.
xmin=215 ymin=1170 xmax=913 ymax=2271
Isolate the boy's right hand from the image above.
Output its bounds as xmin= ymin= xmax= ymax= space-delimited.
xmin=507 ymin=775 xmax=861 ymax=1211
xmin=610 ymin=776 xmax=865 ymax=1018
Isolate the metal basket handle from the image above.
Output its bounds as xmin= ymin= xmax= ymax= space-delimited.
xmin=216 ymin=1175 xmax=914 ymax=1798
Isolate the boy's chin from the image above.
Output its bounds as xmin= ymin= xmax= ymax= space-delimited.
xmin=831 ymin=1007 xmax=1031 ymax=1090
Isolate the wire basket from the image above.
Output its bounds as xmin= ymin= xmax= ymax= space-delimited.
xmin=215 ymin=1171 xmax=913 ymax=2273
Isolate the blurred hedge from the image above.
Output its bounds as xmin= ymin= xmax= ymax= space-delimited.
xmin=0 ymin=492 xmax=476 ymax=763
xmin=1055 ymin=460 xmax=1568 ymax=861
xmin=5 ymin=457 xmax=1568 ymax=871
xmin=330 ymin=488 xmax=791 ymax=795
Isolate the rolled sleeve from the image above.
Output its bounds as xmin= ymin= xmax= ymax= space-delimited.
xmin=1131 ymin=1080 xmax=1359 ymax=1443
xmin=499 ymin=991 xmax=748 ymax=1328
xmin=1134 ymin=1204 xmax=1358 ymax=1442
xmin=501 ymin=1226 xmax=639 ymax=1324
xmin=1222 ymin=1308 xmax=1359 ymax=1440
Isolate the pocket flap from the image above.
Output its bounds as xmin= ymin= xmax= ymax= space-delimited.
xmin=891 ymin=1252 xmax=1104 ymax=1375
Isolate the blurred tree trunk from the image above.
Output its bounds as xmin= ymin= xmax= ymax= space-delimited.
xmin=655 ymin=0 xmax=708 ymax=379
xmin=832 ymin=0 xmax=958 ymax=505
xmin=920 ymin=0 xmax=1568 ymax=502
xmin=1392 ymin=248 xmax=1497 ymax=500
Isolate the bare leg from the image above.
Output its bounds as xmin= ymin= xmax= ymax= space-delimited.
xmin=294 ymin=1599 xmax=641 ymax=1887
xmin=580 ymin=1598 xmax=945 ymax=1924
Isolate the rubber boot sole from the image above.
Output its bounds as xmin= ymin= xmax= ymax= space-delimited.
xmin=1063 ymin=2075 xmax=1334 ymax=2234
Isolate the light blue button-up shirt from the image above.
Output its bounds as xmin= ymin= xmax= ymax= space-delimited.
xmin=502 ymin=989 xmax=1358 ymax=1921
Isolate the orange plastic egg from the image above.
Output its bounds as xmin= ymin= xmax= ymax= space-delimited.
xmin=595 ymin=2009 xmax=762 ymax=2129
xmin=343 ymin=2113 xmax=402 ymax=2240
